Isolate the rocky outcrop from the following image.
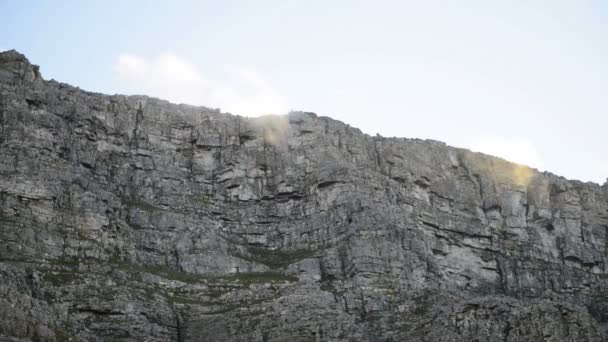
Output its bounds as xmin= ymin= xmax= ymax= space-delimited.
xmin=1 ymin=49 xmax=607 ymax=341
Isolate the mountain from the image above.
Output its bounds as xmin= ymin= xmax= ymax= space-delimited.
xmin=1 ymin=49 xmax=608 ymax=341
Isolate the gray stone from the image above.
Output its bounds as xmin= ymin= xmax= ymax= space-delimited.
xmin=1 ymin=50 xmax=608 ymax=341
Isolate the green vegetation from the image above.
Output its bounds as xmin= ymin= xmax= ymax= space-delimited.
xmin=47 ymin=257 xmax=80 ymax=267
xmin=114 ymin=261 xmax=296 ymax=285
xmin=168 ymin=295 xmax=212 ymax=305
xmin=40 ymin=255 xmax=297 ymax=296
xmin=0 ymin=257 xmax=37 ymax=264
xmin=114 ymin=262 xmax=208 ymax=284
xmin=240 ymin=247 xmax=316 ymax=269
xmin=205 ymin=285 xmax=231 ymax=298
xmin=219 ymin=271 xmax=297 ymax=284
xmin=319 ymin=281 xmax=335 ymax=293
xmin=44 ymin=271 xmax=80 ymax=286
xmin=199 ymin=193 xmax=215 ymax=205
xmin=53 ymin=328 xmax=71 ymax=342
xmin=319 ymin=281 xmax=346 ymax=297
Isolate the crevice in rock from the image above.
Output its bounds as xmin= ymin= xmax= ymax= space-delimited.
xmin=187 ymin=127 xmax=195 ymax=177
xmin=0 ymin=96 xmax=5 ymax=144
xmin=422 ymin=220 xmax=440 ymax=229
xmin=131 ymin=102 xmax=143 ymax=149
xmin=604 ymin=225 xmax=608 ymax=255
xmin=495 ymin=257 xmax=506 ymax=292
xmin=474 ymin=174 xmax=484 ymax=202
xmin=564 ymin=255 xmax=596 ymax=268
xmin=172 ymin=306 xmax=184 ymax=342
xmin=274 ymin=191 xmax=305 ymax=201
xmin=25 ymin=98 xmax=43 ymax=109
xmin=414 ymin=177 xmax=431 ymax=189
xmin=373 ymin=138 xmax=382 ymax=171
xmin=502 ymin=321 xmax=511 ymax=342
xmin=317 ymin=180 xmax=343 ymax=189
xmin=74 ymin=308 xmax=123 ymax=316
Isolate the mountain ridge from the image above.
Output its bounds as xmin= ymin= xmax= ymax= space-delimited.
xmin=3 ymin=48 xmax=603 ymax=187
xmin=1 ymin=49 xmax=608 ymax=341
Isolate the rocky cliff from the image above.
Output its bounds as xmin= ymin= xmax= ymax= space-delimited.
xmin=1 ymin=50 xmax=608 ymax=341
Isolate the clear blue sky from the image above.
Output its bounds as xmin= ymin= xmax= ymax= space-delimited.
xmin=2 ymin=1 xmax=607 ymax=183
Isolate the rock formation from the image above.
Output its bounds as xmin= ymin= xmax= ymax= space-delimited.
xmin=1 ymin=49 xmax=607 ymax=341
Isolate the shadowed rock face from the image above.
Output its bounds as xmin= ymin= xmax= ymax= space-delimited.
xmin=1 ymin=50 xmax=607 ymax=341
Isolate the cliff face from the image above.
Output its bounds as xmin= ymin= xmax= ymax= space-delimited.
xmin=1 ymin=50 xmax=608 ymax=342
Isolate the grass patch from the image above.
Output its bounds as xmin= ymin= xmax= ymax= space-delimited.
xmin=54 ymin=328 xmax=71 ymax=342
xmin=320 ymin=282 xmax=334 ymax=292
xmin=47 ymin=257 xmax=80 ymax=267
xmin=114 ymin=261 xmax=296 ymax=285
xmin=240 ymin=247 xmax=316 ymax=269
xmin=199 ymin=193 xmax=215 ymax=205
xmin=44 ymin=271 xmax=80 ymax=286
xmin=220 ymin=271 xmax=297 ymax=285
xmin=205 ymin=285 xmax=232 ymax=298
xmin=0 ymin=257 xmax=37 ymax=264
xmin=41 ymin=256 xmax=298 ymax=288
xmin=114 ymin=263 xmax=208 ymax=284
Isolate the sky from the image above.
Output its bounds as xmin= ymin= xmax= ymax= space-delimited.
xmin=1 ymin=0 xmax=607 ymax=184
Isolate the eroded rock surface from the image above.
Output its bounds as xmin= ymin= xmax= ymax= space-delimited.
xmin=1 ymin=50 xmax=607 ymax=341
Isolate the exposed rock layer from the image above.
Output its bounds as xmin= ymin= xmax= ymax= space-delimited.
xmin=1 ymin=50 xmax=608 ymax=341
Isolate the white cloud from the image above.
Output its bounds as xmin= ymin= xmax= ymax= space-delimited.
xmin=589 ymin=163 xmax=608 ymax=185
xmin=467 ymin=136 xmax=543 ymax=169
xmin=116 ymin=54 xmax=147 ymax=75
xmin=208 ymin=67 xmax=287 ymax=116
xmin=114 ymin=52 xmax=286 ymax=116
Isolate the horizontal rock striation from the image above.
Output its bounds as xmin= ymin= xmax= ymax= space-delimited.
xmin=1 ymin=49 xmax=607 ymax=341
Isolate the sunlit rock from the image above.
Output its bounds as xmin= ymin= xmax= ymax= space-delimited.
xmin=1 ymin=50 xmax=607 ymax=341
